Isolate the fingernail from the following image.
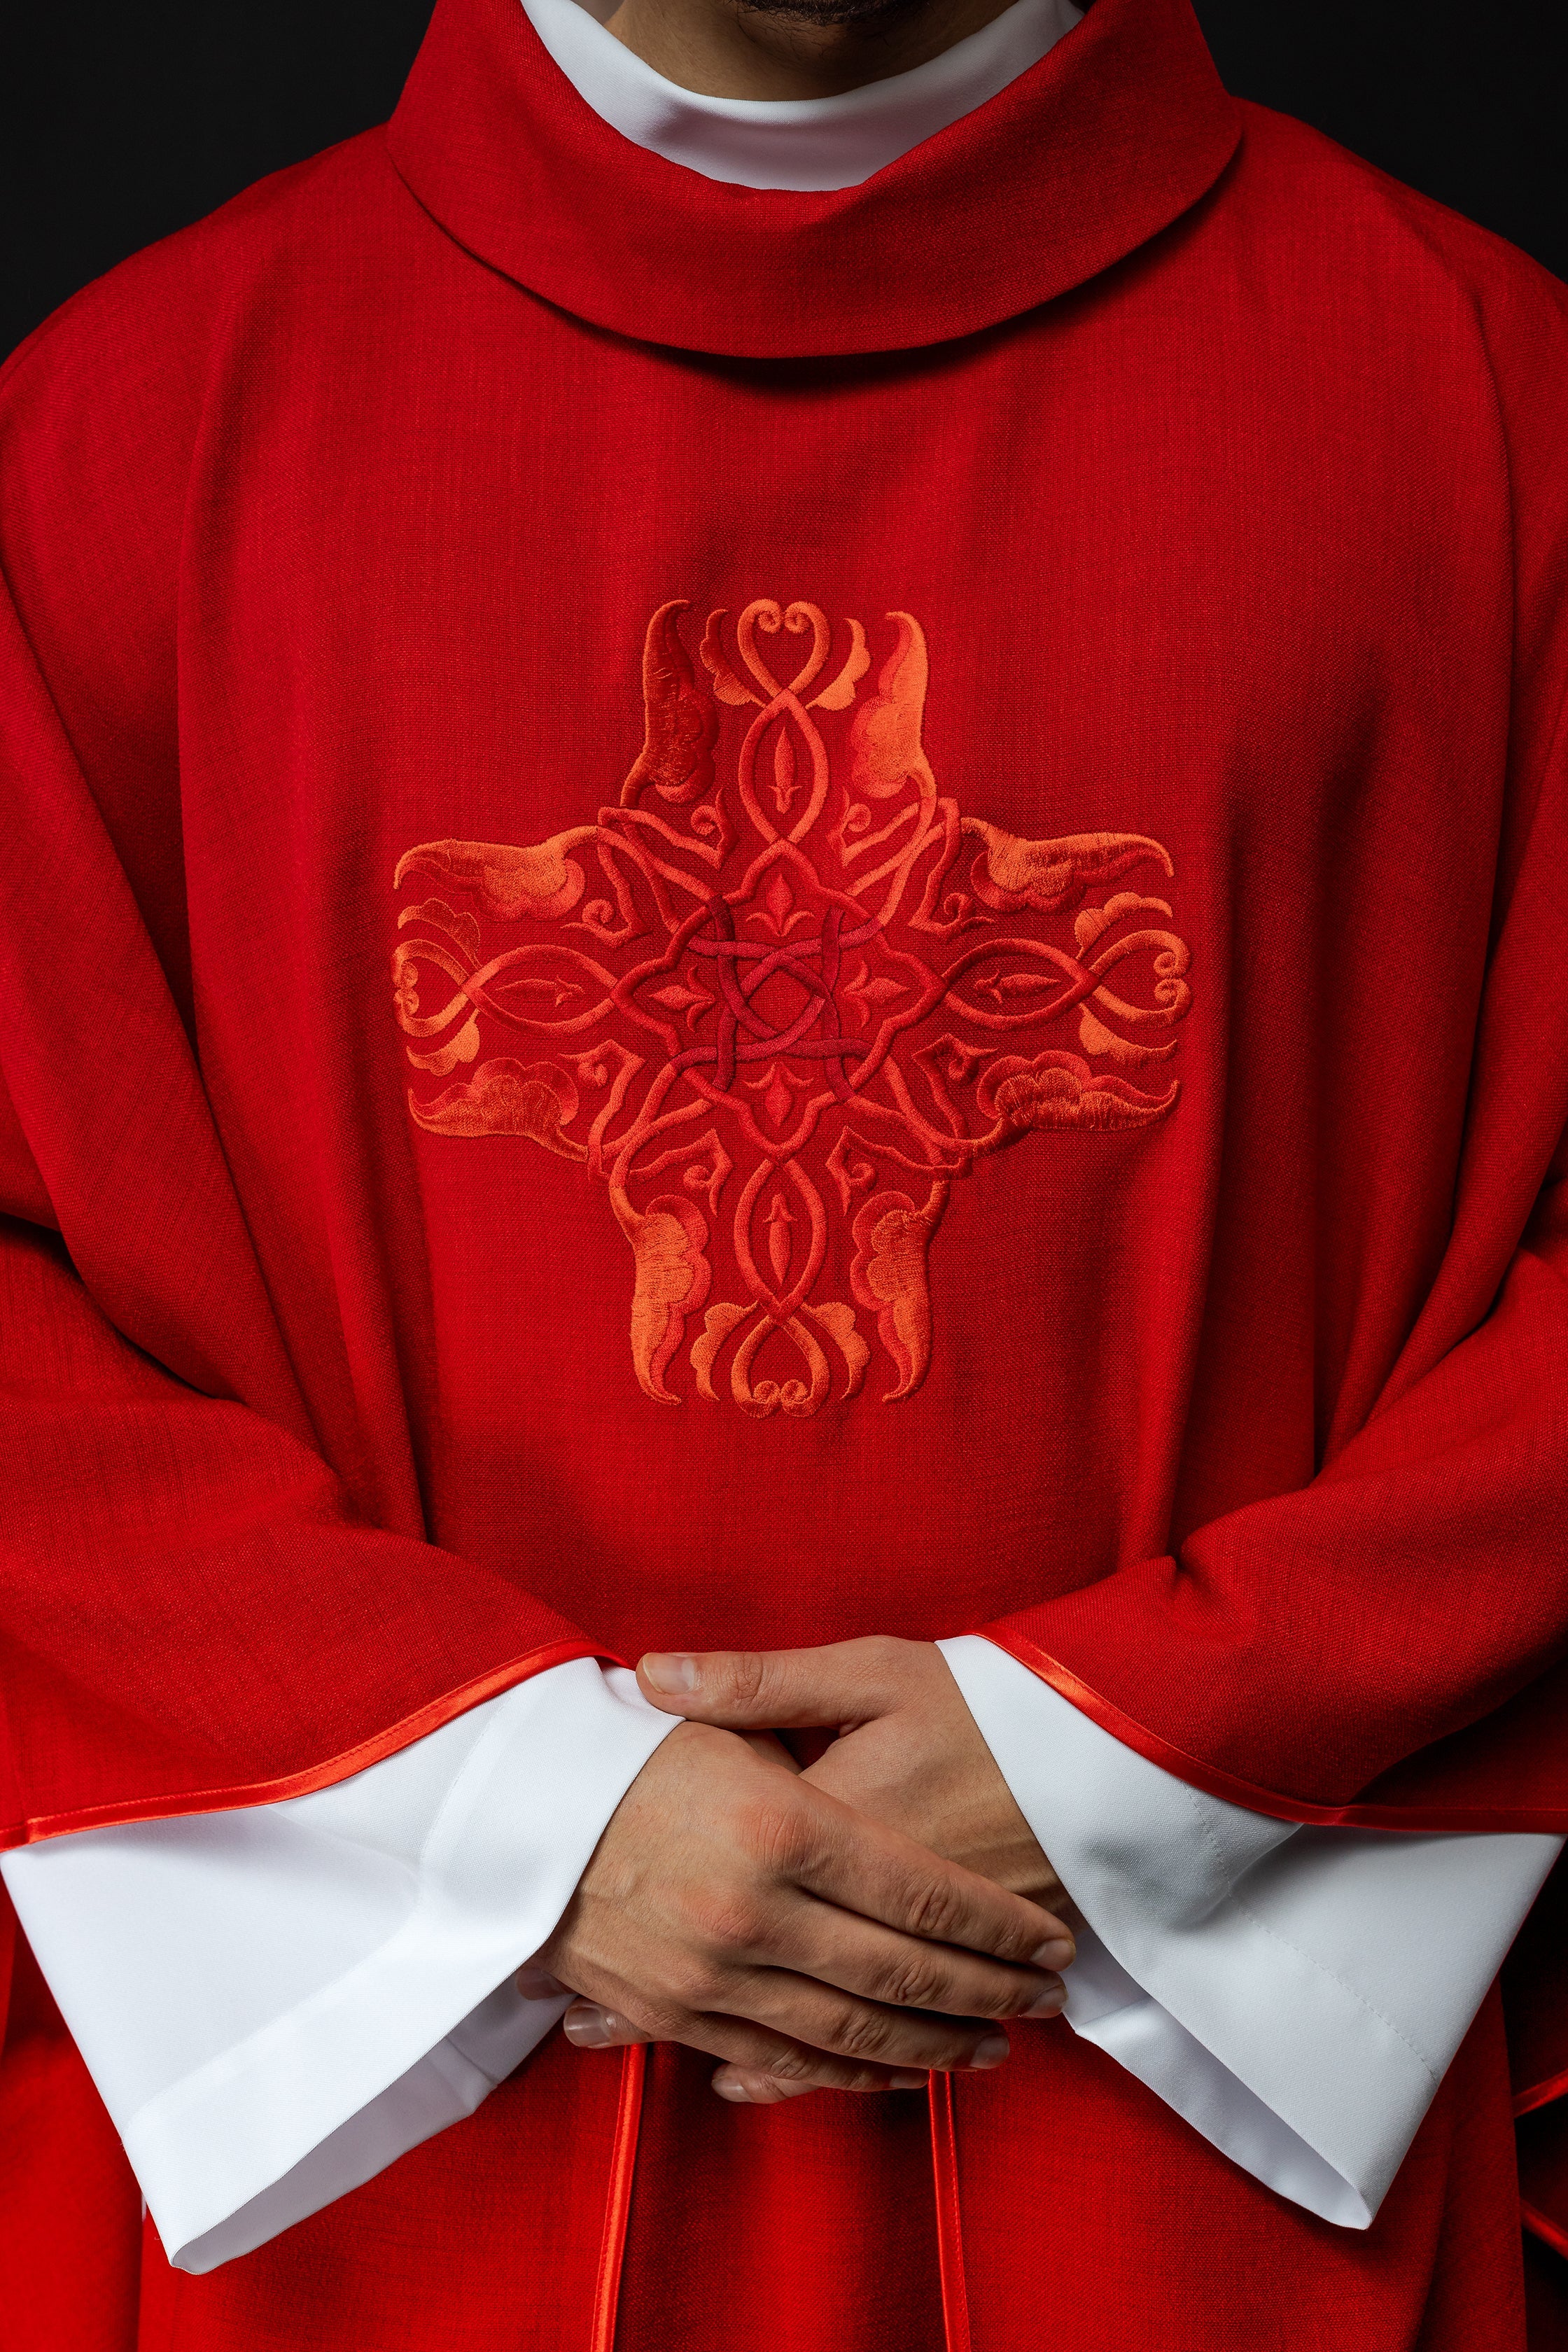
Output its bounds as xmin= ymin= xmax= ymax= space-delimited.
xmin=563 ymin=2005 xmax=616 ymax=2047
xmin=642 ymin=1653 xmax=699 ymax=1695
xmin=713 ymin=2076 xmax=754 ymax=2102
xmin=1025 ymin=1982 xmax=1067 ymax=2018
xmin=1031 ymin=1937 xmax=1076 ymax=1969
xmin=890 ymin=2071 xmax=929 ymax=2091
xmin=514 ymin=1965 xmax=566 ymax=2001
xmin=967 ymin=2033 xmax=1010 ymax=2069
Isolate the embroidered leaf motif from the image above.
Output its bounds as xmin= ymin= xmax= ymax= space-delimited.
xmin=971 ymin=970 xmax=1058 ymax=1008
xmin=494 ymin=976 xmax=584 ymax=1011
xmin=766 ymin=1193 xmax=795 ymax=1287
xmin=841 ymin=960 xmax=908 ymax=1028
xmin=650 ymin=980 xmax=713 ymax=1016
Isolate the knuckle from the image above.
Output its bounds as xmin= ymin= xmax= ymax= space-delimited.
xmin=833 ymin=2007 xmax=897 ymax=2063
xmin=724 ymin=1651 xmax=769 ymax=1707
xmin=876 ymin=1956 xmax=946 ymax=2012
xmin=903 ymin=1877 xmax=966 ymax=1945
xmin=761 ymin=2046 xmax=817 ymax=2085
xmin=689 ymin=1886 xmax=766 ymax=1957
xmin=981 ymin=1908 xmax=1037 ymax=1966
xmin=670 ymin=1954 xmax=729 ymax=2009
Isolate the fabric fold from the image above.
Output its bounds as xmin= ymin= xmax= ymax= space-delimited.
xmin=1 ymin=1662 xmax=679 ymax=2267
xmin=943 ymin=1637 xmax=1562 ymax=2222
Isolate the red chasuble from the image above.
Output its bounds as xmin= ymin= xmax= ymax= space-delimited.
xmin=3 ymin=0 xmax=1568 ymax=2342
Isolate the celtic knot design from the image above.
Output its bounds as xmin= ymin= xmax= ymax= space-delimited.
xmin=391 ymin=597 xmax=1194 ymax=1415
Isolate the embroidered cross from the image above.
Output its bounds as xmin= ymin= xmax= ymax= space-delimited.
xmin=391 ymin=598 xmax=1193 ymax=1415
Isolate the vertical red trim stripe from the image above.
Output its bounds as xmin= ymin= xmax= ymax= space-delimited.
xmin=928 ymin=2074 xmax=974 ymax=2352
xmin=589 ymin=2043 xmax=647 ymax=2352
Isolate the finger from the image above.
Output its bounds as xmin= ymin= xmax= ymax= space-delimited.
xmin=740 ymin=1730 xmax=802 ymax=1773
xmin=636 ymin=1639 xmax=902 ymax=1728
xmin=515 ymin=1963 xmax=568 ymax=2001
xmin=714 ymin=1968 xmax=1014 ymax=2076
xmin=712 ymin=2062 xmax=929 ymax=2104
xmin=573 ymin=1994 xmax=957 ymax=2099
xmin=562 ymin=2001 xmax=652 ymax=2050
xmin=790 ymin=1784 xmax=1078 ymax=1970
xmin=771 ymin=1899 xmax=1068 ymax=2022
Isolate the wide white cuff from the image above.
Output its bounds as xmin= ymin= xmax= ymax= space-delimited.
xmin=939 ymin=1634 xmax=1561 ymax=2226
xmin=0 ymin=1658 xmax=678 ymax=2270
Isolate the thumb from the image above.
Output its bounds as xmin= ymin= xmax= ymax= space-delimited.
xmin=636 ymin=1640 xmax=895 ymax=1728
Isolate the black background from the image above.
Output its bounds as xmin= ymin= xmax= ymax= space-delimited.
xmin=1 ymin=1 xmax=1562 ymax=363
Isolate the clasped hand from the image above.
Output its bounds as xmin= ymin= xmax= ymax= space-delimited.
xmin=529 ymin=1638 xmax=1076 ymax=2105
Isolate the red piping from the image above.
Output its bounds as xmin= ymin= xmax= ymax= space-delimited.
xmin=590 ymin=2043 xmax=647 ymax=2352
xmin=2 ymin=1638 xmax=601 ymax=1848
xmin=929 ymin=2074 xmax=974 ymax=2352
xmin=1522 ymin=2198 xmax=1568 ymax=2262
xmin=1513 ymin=2066 xmax=1568 ymax=2120
xmin=978 ymin=1627 xmax=1568 ymax=1833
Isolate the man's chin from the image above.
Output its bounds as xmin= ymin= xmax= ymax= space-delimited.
xmin=734 ymin=0 xmax=932 ymax=31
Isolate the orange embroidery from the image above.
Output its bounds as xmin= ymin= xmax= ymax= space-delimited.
xmin=393 ymin=598 xmax=1193 ymax=1413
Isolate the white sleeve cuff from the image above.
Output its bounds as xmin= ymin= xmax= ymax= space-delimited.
xmin=0 ymin=1658 xmax=679 ymax=2271
xmin=939 ymin=1634 xmax=1562 ymax=2227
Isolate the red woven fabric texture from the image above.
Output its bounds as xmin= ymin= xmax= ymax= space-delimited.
xmin=3 ymin=0 xmax=1567 ymax=2337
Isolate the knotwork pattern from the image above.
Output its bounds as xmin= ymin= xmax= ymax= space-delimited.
xmin=392 ymin=598 xmax=1193 ymax=1414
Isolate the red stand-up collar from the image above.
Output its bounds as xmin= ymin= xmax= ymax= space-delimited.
xmin=386 ymin=0 xmax=1240 ymax=357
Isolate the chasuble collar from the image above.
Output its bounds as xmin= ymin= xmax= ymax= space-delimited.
xmin=517 ymin=0 xmax=1082 ymax=192
xmin=386 ymin=0 xmax=1242 ymax=358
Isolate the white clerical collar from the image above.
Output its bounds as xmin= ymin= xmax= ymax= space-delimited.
xmin=519 ymin=0 xmax=1084 ymax=190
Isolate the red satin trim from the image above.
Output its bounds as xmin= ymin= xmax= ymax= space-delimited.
xmin=1515 ymin=2066 xmax=1568 ymax=2121
xmin=1 ymin=1637 xmax=601 ymax=1849
xmin=927 ymin=2074 xmax=973 ymax=2352
xmin=590 ymin=2043 xmax=647 ymax=2352
xmin=976 ymin=1626 xmax=1568 ymax=1833
xmin=1523 ymin=2198 xmax=1568 ymax=2262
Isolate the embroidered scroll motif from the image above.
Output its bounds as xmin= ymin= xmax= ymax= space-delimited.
xmin=392 ymin=599 xmax=1192 ymax=1413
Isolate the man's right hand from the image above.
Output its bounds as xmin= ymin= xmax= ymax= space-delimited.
xmin=531 ymin=1721 xmax=1074 ymax=2098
